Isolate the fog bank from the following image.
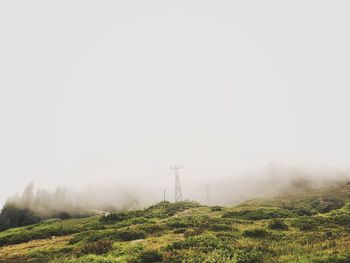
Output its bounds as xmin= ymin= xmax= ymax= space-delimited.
xmin=3 ymin=164 xmax=350 ymax=216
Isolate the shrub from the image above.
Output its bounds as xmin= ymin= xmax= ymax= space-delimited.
xmin=167 ymin=233 xmax=225 ymax=252
xmin=184 ymin=228 xmax=203 ymax=238
xmin=144 ymin=201 xmax=201 ymax=219
xmin=165 ymin=249 xmax=237 ymax=263
xmin=310 ymin=198 xmax=344 ymax=213
xmin=162 ymin=251 xmax=184 ymax=263
xmin=292 ymin=216 xmax=319 ymax=231
xmin=211 ymin=206 xmax=224 ymax=212
xmin=236 ymin=249 xmax=264 ymax=263
xmin=268 ymin=219 xmax=289 ymax=230
xmin=173 ymin=228 xmax=186 ymax=234
xmin=137 ymin=223 xmax=166 ymax=235
xmin=57 ymin=212 xmax=72 ymax=220
xmin=203 ymin=249 xmax=237 ymax=263
xmin=242 ymin=229 xmax=269 ymax=239
xmin=140 ymin=249 xmax=163 ymax=263
xmin=222 ymin=207 xmax=293 ymax=220
xmin=128 ymin=217 xmax=148 ymax=225
xmin=75 ymin=240 xmax=113 ymax=255
xmin=116 ymin=228 xmax=146 ymax=241
xmin=282 ymin=197 xmax=345 ymax=216
xmin=311 ymin=252 xmax=350 ymax=263
xmin=50 ymin=255 xmax=122 ymax=263
xmin=208 ymin=223 xmax=232 ymax=232
xmin=167 ymin=216 xmax=202 ymax=229
xmin=290 ymin=205 xmax=315 ymax=216
xmin=325 ymin=210 xmax=350 ymax=225
xmin=215 ymin=231 xmax=240 ymax=241
xmin=69 ymin=228 xmax=146 ymax=244
xmin=167 ymin=215 xmax=228 ymax=230
xmin=99 ymin=212 xmax=129 ymax=223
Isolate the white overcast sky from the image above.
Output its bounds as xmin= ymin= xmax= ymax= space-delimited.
xmin=1 ymin=1 xmax=350 ymax=200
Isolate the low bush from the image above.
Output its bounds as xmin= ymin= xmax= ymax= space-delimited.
xmin=289 ymin=205 xmax=315 ymax=216
xmin=167 ymin=215 xmax=232 ymax=231
xmin=163 ymin=249 xmax=237 ymax=263
xmin=215 ymin=231 xmax=240 ymax=241
xmin=167 ymin=216 xmax=203 ymax=229
xmin=75 ymin=240 xmax=113 ymax=255
xmin=242 ymin=229 xmax=270 ymax=239
xmin=137 ymin=223 xmax=166 ymax=235
xmin=208 ymin=223 xmax=232 ymax=232
xmin=140 ymin=249 xmax=164 ymax=263
xmin=144 ymin=201 xmax=201 ymax=219
xmin=164 ymin=248 xmax=264 ymax=263
xmin=56 ymin=212 xmax=72 ymax=220
xmin=236 ymin=249 xmax=264 ymax=263
xmin=311 ymin=252 xmax=350 ymax=263
xmin=210 ymin=206 xmax=224 ymax=212
xmin=222 ymin=207 xmax=293 ymax=220
xmin=268 ymin=219 xmax=289 ymax=230
xmin=184 ymin=228 xmax=203 ymax=238
xmin=50 ymin=255 xmax=122 ymax=263
xmin=292 ymin=216 xmax=319 ymax=231
xmin=309 ymin=197 xmax=344 ymax=213
xmin=282 ymin=197 xmax=345 ymax=216
xmin=325 ymin=209 xmax=350 ymax=225
xmin=116 ymin=228 xmax=146 ymax=241
xmin=173 ymin=228 xmax=186 ymax=234
xmin=167 ymin=233 xmax=226 ymax=252
xmin=69 ymin=228 xmax=146 ymax=244
xmin=99 ymin=212 xmax=129 ymax=223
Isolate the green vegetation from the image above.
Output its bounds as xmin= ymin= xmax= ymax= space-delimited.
xmin=2 ymin=185 xmax=350 ymax=262
xmin=0 ymin=183 xmax=94 ymax=232
xmin=0 ymin=203 xmax=40 ymax=231
xmin=222 ymin=207 xmax=293 ymax=220
xmin=268 ymin=219 xmax=289 ymax=230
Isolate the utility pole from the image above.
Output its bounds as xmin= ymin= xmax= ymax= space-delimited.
xmin=170 ymin=165 xmax=183 ymax=202
xmin=163 ymin=189 xmax=166 ymax=202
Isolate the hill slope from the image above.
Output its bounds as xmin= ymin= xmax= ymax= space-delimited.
xmin=2 ymin=185 xmax=350 ymax=262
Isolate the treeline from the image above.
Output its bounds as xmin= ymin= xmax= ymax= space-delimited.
xmin=0 ymin=183 xmax=90 ymax=231
xmin=0 ymin=183 xmax=144 ymax=231
xmin=0 ymin=203 xmax=39 ymax=231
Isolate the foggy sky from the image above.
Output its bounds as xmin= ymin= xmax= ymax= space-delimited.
xmin=1 ymin=1 xmax=350 ymax=205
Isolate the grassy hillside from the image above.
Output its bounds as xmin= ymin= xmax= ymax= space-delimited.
xmin=2 ymin=185 xmax=350 ymax=262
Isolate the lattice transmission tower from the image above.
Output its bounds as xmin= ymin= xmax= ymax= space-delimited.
xmin=171 ymin=165 xmax=183 ymax=202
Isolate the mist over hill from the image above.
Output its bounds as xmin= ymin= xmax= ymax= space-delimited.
xmin=202 ymin=164 xmax=350 ymax=206
xmin=2 ymin=164 xmax=349 ymax=216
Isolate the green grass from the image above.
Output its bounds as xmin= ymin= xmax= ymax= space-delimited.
xmin=2 ymin=185 xmax=350 ymax=262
